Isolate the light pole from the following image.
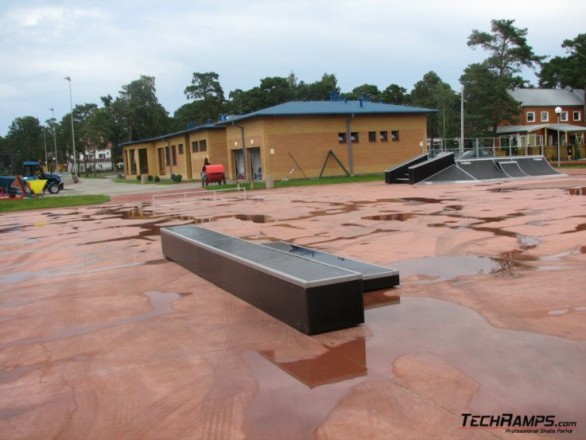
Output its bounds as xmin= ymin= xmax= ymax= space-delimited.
xmin=50 ymin=108 xmax=58 ymax=172
xmin=65 ymin=76 xmax=77 ymax=176
xmin=555 ymin=106 xmax=562 ymax=167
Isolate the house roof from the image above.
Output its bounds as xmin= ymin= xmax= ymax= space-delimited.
xmin=508 ymin=87 xmax=585 ymax=107
xmin=119 ymin=100 xmax=435 ymax=148
xmin=496 ymin=123 xmax=586 ymax=135
xmin=119 ymin=122 xmax=220 ymax=148
xmin=219 ymin=100 xmax=436 ymax=124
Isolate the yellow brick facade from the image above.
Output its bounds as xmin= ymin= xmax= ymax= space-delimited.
xmin=122 ymin=103 xmax=430 ymax=181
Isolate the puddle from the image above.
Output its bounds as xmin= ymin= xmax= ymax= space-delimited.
xmin=242 ymin=297 xmax=586 ymax=439
xmin=391 ymin=255 xmax=530 ymax=283
xmin=361 ymin=213 xmax=416 ymax=221
xmin=568 ymin=187 xmax=586 ymax=195
xmin=234 ymin=214 xmax=275 ymax=223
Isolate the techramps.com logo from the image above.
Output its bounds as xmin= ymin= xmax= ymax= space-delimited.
xmin=461 ymin=413 xmax=577 ymax=435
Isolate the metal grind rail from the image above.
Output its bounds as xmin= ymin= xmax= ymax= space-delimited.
xmin=152 ymin=187 xmax=247 ymax=207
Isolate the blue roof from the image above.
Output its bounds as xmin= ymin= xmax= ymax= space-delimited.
xmin=221 ymin=100 xmax=435 ymax=123
xmin=120 ymin=100 xmax=435 ymax=147
xmin=119 ymin=122 xmax=220 ymax=147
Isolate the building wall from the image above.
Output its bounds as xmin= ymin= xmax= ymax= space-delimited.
xmin=522 ymin=106 xmax=584 ymax=126
xmin=228 ymin=114 xmax=427 ymax=180
xmin=189 ymin=129 xmax=227 ymax=180
xmin=123 ymin=113 xmax=429 ymax=181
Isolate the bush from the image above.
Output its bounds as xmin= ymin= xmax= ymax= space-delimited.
xmin=136 ymin=175 xmax=141 ymax=181
xmin=147 ymin=175 xmax=154 ymax=181
xmin=154 ymin=176 xmax=160 ymax=182
xmin=171 ymin=173 xmax=182 ymax=183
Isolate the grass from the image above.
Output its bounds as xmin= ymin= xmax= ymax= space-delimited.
xmin=0 ymin=195 xmax=110 ymax=212
xmin=204 ymin=173 xmax=385 ymax=190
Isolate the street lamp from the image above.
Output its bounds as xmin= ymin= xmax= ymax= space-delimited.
xmin=554 ymin=106 xmax=562 ymax=167
xmin=65 ymin=76 xmax=77 ymax=176
xmin=50 ymin=108 xmax=58 ymax=172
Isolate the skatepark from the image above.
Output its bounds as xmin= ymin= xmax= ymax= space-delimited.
xmin=1 ymin=169 xmax=585 ymax=438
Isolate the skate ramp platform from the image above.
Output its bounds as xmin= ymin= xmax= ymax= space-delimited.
xmin=409 ymin=155 xmax=562 ymax=184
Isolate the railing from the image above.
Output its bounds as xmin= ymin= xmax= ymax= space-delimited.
xmin=152 ymin=187 xmax=247 ymax=206
xmin=428 ymin=136 xmax=585 ymax=161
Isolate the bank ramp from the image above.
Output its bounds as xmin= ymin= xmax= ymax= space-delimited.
xmin=386 ymin=154 xmax=562 ymax=184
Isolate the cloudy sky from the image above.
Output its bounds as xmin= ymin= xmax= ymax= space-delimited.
xmin=1 ymin=0 xmax=584 ymax=136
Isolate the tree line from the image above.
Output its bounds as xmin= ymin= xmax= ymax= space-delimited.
xmin=0 ymin=19 xmax=584 ymax=174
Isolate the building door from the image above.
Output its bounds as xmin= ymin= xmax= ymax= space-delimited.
xmin=250 ymin=147 xmax=262 ymax=180
xmin=138 ymin=148 xmax=149 ymax=174
xmin=234 ymin=149 xmax=245 ymax=179
xmin=158 ymin=148 xmax=165 ymax=175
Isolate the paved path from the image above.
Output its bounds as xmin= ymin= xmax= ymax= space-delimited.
xmin=2 ymin=174 xmax=586 ymax=438
xmin=62 ymin=175 xmax=203 ymax=196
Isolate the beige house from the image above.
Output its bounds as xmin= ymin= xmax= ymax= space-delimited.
xmin=121 ymin=100 xmax=434 ymax=182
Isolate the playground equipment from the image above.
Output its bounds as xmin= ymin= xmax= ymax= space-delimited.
xmin=0 ymin=161 xmax=64 ymax=199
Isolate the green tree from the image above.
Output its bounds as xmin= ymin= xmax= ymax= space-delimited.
xmin=183 ymin=72 xmax=226 ymax=125
xmin=460 ymin=64 xmax=520 ymax=136
xmin=468 ymin=18 xmax=544 ymax=85
xmin=380 ymin=84 xmax=408 ymax=105
xmin=539 ymin=33 xmax=586 ymax=89
xmin=463 ymin=19 xmax=542 ymax=134
xmin=346 ymin=84 xmax=381 ymax=101
xmin=5 ymin=116 xmax=44 ymax=169
xmin=114 ymin=75 xmax=169 ymax=141
xmin=296 ymin=73 xmax=340 ymax=101
xmin=410 ymin=71 xmax=460 ymax=138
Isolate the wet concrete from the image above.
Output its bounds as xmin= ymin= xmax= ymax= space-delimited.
xmin=1 ymin=175 xmax=586 ymax=438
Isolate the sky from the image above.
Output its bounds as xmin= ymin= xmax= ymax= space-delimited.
xmin=1 ymin=0 xmax=585 ymax=136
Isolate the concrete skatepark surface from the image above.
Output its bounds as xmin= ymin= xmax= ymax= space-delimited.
xmin=1 ymin=171 xmax=586 ymax=438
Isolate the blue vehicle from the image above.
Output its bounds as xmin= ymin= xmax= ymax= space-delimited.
xmin=0 ymin=161 xmax=64 ymax=196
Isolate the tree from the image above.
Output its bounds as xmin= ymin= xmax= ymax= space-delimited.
xmin=114 ymin=75 xmax=169 ymax=141
xmin=183 ymin=72 xmax=226 ymax=125
xmin=296 ymin=73 xmax=340 ymax=101
xmin=5 ymin=117 xmax=44 ymax=169
xmin=463 ymin=19 xmax=543 ymax=134
xmin=460 ymin=64 xmax=520 ymax=136
xmin=380 ymin=84 xmax=408 ymax=105
xmin=468 ymin=18 xmax=544 ymax=86
xmin=539 ymin=33 xmax=586 ymax=89
xmin=345 ymin=84 xmax=381 ymax=102
xmin=410 ymin=71 xmax=460 ymax=138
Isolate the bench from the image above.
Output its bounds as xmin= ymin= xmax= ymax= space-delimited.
xmin=161 ymin=225 xmax=364 ymax=334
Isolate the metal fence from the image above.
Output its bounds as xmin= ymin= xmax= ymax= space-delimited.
xmin=428 ymin=135 xmax=585 ymax=161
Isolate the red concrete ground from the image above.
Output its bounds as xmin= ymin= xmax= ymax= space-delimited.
xmin=1 ymin=174 xmax=585 ymax=439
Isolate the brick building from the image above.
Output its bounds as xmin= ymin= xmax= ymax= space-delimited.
xmin=120 ymin=100 xmax=434 ymax=182
xmin=497 ymin=87 xmax=586 ymax=159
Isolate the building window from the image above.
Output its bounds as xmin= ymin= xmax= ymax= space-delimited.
xmin=380 ymin=131 xmax=388 ymax=142
xmin=540 ymin=111 xmax=549 ymax=122
xmin=200 ymin=140 xmax=207 ymax=152
xmin=171 ymin=145 xmax=177 ymax=166
xmin=338 ymin=132 xmax=346 ymax=143
xmin=368 ymin=131 xmax=377 ymax=142
xmin=560 ymin=111 xmax=568 ymax=122
xmin=573 ymin=111 xmax=581 ymax=122
xmin=192 ymin=141 xmax=198 ymax=153
xmin=391 ymin=130 xmax=400 ymax=141
xmin=526 ymin=112 xmax=535 ymax=122
xmin=350 ymin=132 xmax=359 ymax=143
xmin=165 ymin=146 xmax=170 ymax=166
xmin=178 ymin=144 xmax=184 ymax=155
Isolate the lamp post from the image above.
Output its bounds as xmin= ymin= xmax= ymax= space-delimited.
xmin=65 ymin=76 xmax=77 ymax=176
xmin=50 ymin=108 xmax=58 ymax=172
xmin=554 ymin=106 xmax=562 ymax=167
